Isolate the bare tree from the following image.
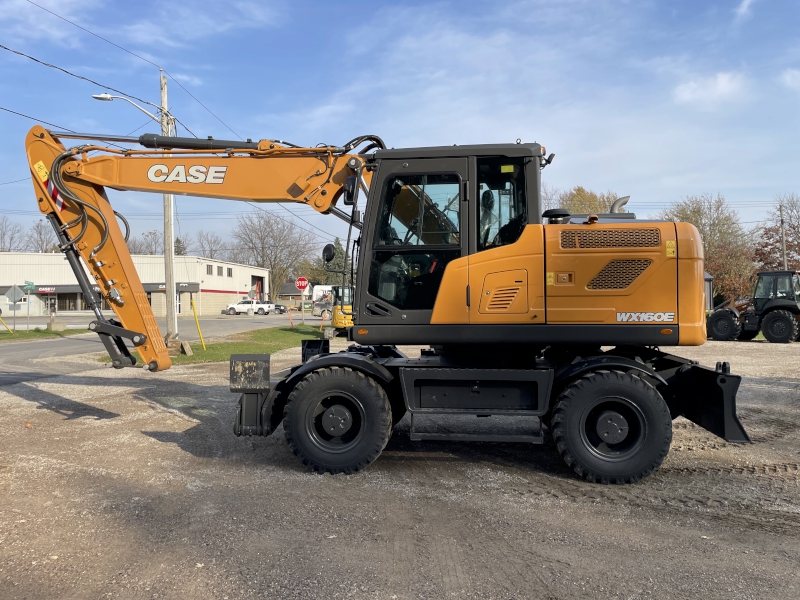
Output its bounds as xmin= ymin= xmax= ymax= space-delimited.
xmin=0 ymin=216 xmax=27 ymax=252
xmin=753 ymin=192 xmax=800 ymax=271
xmin=126 ymin=230 xmax=163 ymax=255
xmin=232 ymin=212 xmax=315 ymax=298
xmin=195 ymin=230 xmax=225 ymax=259
xmin=26 ymin=219 xmax=59 ymax=253
xmin=659 ymin=193 xmax=754 ymax=301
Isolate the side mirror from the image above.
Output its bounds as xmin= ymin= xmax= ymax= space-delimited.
xmin=343 ymin=175 xmax=358 ymax=206
xmin=322 ymin=243 xmax=336 ymax=263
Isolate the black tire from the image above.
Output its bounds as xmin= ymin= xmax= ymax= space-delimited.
xmin=257 ymin=308 xmax=265 ymax=315
xmin=283 ymin=367 xmax=392 ymax=474
xmin=227 ymin=308 xmax=236 ymax=316
xmin=550 ymin=371 xmax=672 ymax=484
xmin=736 ymin=329 xmax=759 ymax=341
xmin=707 ymin=310 xmax=741 ymax=341
xmin=321 ymin=310 xmax=332 ymax=321
xmin=761 ymin=310 xmax=799 ymax=343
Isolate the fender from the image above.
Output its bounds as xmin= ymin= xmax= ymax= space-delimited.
xmin=555 ymin=355 xmax=667 ymax=387
xmin=284 ymin=352 xmax=395 ymax=388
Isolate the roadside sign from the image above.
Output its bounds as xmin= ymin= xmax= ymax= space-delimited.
xmin=5 ymin=285 xmax=24 ymax=304
xmin=248 ymin=290 xmax=256 ymax=299
xmin=295 ymin=277 xmax=309 ymax=292
xmin=23 ymin=280 xmax=35 ymax=291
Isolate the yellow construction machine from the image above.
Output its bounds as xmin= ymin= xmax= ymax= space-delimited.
xmin=25 ymin=126 xmax=749 ymax=483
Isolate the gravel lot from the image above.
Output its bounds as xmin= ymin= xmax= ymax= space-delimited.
xmin=1 ymin=340 xmax=798 ymax=599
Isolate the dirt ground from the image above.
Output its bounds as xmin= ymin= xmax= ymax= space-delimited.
xmin=0 ymin=340 xmax=798 ymax=600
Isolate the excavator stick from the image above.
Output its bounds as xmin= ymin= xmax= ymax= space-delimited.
xmin=26 ymin=126 xmax=171 ymax=371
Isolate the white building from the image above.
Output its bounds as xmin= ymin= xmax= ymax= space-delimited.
xmin=0 ymin=252 xmax=269 ymax=317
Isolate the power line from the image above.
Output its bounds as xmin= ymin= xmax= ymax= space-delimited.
xmin=0 ymin=178 xmax=28 ymax=186
xmin=24 ymin=0 xmax=243 ymax=140
xmin=0 ymin=43 xmax=153 ymax=106
xmin=0 ymin=105 xmax=75 ymax=132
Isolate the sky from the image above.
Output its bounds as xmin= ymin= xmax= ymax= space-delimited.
xmin=1 ymin=0 xmax=799 ymax=252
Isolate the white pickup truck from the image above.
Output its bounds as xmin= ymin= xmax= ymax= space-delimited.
xmin=224 ymin=299 xmax=275 ymax=315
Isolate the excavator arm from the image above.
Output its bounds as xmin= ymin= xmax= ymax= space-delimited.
xmin=25 ymin=125 xmax=377 ymax=371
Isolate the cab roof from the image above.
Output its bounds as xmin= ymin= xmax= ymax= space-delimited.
xmin=373 ymin=142 xmax=543 ymax=160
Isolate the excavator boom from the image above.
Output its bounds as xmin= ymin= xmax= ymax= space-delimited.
xmin=25 ymin=126 xmax=374 ymax=371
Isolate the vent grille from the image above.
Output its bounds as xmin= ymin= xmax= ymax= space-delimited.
xmin=487 ymin=287 xmax=520 ymax=311
xmin=587 ymin=259 xmax=652 ymax=290
xmin=561 ymin=228 xmax=661 ymax=249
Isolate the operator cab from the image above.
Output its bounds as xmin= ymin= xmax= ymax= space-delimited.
xmin=752 ymin=270 xmax=800 ymax=311
xmin=353 ymin=143 xmax=542 ymax=330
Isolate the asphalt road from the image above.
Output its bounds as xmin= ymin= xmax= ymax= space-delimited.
xmin=0 ymin=313 xmax=319 ymax=387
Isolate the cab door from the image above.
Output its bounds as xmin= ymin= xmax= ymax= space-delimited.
xmin=357 ymin=158 xmax=468 ymax=326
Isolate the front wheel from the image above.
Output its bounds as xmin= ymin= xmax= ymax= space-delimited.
xmin=551 ymin=371 xmax=672 ymax=484
xmin=283 ymin=367 xmax=392 ymax=474
xmin=762 ymin=310 xmax=799 ymax=343
xmin=707 ymin=310 xmax=741 ymax=341
xmin=227 ymin=308 xmax=236 ymax=315
xmin=321 ymin=310 xmax=332 ymax=321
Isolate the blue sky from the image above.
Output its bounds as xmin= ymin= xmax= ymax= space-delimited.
xmin=1 ymin=0 xmax=799 ymax=249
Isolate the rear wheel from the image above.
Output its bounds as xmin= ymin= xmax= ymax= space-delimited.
xmin=707 ymin=310 xmax=741 ymax=341
xmin=762 ymin=310 xmax=799 ymax=343
xmin=283 ymin=367 xmax=392 ymax=474
xmin=736 ymin=329 xmax=759 ymax=341
xmin=227 ymin=308 xmax=236 ymax=315
xmin=551 ymin=371 xmax=672 ymax=484
xmin=321 ymin=310 xmax=332 ymax=321
xmin=257 ymin=308 xmax=265 ymax=315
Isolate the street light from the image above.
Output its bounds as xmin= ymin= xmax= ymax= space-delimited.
xmin=91 ymin=93 xmax=164 ymax=125
xmin=92 ymin=80 xmax=179 ymax=344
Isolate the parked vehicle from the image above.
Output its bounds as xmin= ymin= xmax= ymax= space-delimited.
xmin=224 ymin=299 xmax=275 ymax=315
xmin=707 ymin=270 xmax=800 ymax=343
xmin=273 ymin=304 xmax=288 ymax=314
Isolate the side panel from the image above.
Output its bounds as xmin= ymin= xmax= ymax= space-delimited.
xmin=469 ymin=225 xmax=545 ymax=324
xmin=544 ymin=222 xmax=678 ymax=327
xmin=676 ymin=222 xmax=707 ymax=345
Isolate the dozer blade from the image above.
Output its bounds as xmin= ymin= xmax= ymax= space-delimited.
xmin=678 ymin=364 xmax=750 ymax=443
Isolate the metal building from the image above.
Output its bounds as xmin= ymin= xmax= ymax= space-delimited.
xmin=0 ymin=252 xmax=269 ymax=317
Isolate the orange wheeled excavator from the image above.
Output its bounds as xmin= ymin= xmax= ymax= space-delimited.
xmin=25 ymin=126 xmax=749 ymax=483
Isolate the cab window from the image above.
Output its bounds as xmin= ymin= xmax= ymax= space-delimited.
xmin=776 ymin=275 xmax=795 ymax=300
xmin=754 ymin=275 xmax=774 ymax=299
xmin=376 ymin=174 xmax=460 ymax=246
xmin=476 ymin=157 xmax=526 ymax=251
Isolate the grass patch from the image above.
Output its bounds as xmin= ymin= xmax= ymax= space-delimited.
xmin=100 ymin=325 xmax=326 ymax=365
xmin=0 ymin=327 xmax=89 ymax=343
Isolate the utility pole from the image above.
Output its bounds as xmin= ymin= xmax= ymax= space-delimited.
xmin=780 ymin=203 xmax=788 ymax=270
xmin=161 ymin=69 xmax=178 ymax=342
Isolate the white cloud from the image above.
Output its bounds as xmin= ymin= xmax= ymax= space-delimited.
xmin=119 ymin=2 xmax=280 ymax=48
xmin=735 ymin=0 xmax=758 ymax=22
xmin=673 ymin=72 xmax=747 ymax=110
xmin=779 ymin=68 xmax=800 ymax=92
xmin=0 ymin=0 xmax=106 ymax=48
xmin=171 ymin=73 xmax=203 ymax=87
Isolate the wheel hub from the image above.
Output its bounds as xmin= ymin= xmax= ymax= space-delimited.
xmin=321 ymin=405 xmax=353 ymax=436
xmin=595 ymin=410 xmax=629 ymax=444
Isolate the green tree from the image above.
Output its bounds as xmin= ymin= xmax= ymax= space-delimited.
xmin=174 ymin=237 xmax=188 ymax=256
xmin=294 ymin=238 xmax=349 ymax=285
xmin=658 ymin=193 xmax=754 ymax=301
xmin=541 ymin=184 xmax=621 ymax=215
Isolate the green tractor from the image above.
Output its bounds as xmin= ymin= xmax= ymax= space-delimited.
xmin=708 ymin=270 xmax=800 ymax=343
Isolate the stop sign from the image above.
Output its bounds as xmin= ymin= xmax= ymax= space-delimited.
xmin=295 ymin=277 xmax=309 ymax=292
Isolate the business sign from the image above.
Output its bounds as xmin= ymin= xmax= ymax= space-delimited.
xmin=38 ymin=287 xmax=56 ymax=294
